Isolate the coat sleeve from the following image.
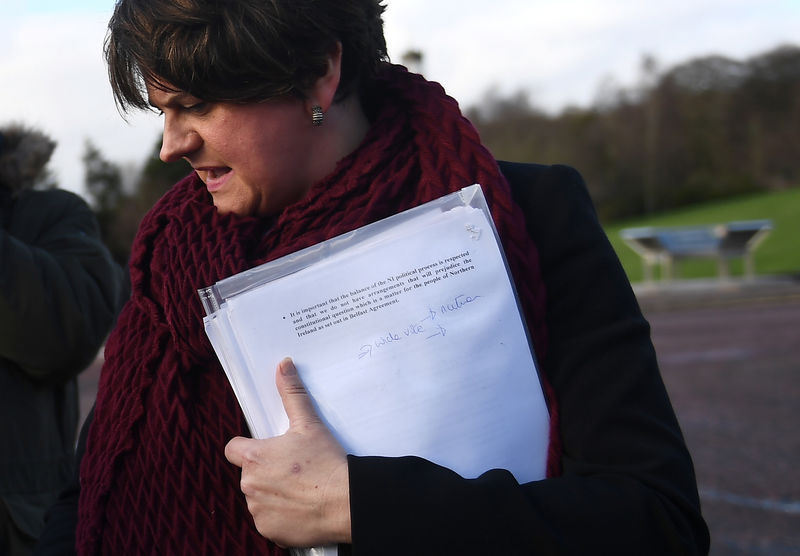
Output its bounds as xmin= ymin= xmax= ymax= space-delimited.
xmin=0 ymin=189 xmax=126 ymax=384
xmin=34 ymin=406 xmax=93 ymax=556
xmin=343 ymin=163 xmax=710 ymax=555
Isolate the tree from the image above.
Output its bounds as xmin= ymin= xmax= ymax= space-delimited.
xmin=469 ymin=44 xmax=800 ymax=222
xmin=83 ymin=140 xmax=130 ymax=263
xmin=640 ymin=55 xmax=660 ymax=215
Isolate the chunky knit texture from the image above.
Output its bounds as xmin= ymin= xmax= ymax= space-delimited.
xmin=77 ymin=64 xmax=559 ymax=555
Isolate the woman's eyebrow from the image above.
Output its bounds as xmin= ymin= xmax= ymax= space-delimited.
xmin=148 ymin=91 xmax=198 ymax=109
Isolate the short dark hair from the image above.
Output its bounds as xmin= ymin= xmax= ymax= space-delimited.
xmin=0 ymin=124 xmax=56 ymax=194
xmin=105 ymin=0 xmax=388 ymax=113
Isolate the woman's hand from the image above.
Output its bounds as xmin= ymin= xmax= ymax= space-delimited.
xmin=225 ymin=358 xmax=351 ymax=548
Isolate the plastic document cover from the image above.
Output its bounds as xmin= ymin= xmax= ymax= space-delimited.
xmin=199 ymin=184 xmax=550 ymax=556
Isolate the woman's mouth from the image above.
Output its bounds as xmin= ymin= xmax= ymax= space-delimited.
xmin=199 ymin=167 xmax=232 ymax=193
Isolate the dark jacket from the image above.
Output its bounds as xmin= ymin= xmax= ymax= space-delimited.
xmin=37 ymin=163 xmax=709 ymax=555
xmin=0 ymin=188 xmax=126 ymax=541
xmin=344 ymin=162 xmax=710 ymax=554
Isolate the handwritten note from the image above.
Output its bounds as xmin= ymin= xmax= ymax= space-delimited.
xmin=203 ymin=186 xmax=550 ymax=488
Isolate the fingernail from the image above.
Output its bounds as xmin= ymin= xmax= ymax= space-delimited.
xmin=280 ymin=357 xmax=296 ymax=376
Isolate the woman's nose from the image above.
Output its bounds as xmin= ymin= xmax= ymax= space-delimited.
xmin=159 ymin=116 xmax=201 ymax=163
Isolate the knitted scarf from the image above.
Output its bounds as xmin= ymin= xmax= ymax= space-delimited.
xmin=77 ymin=64 xmax=559 ymax=555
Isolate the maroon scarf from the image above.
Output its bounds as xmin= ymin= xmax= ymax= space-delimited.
xmin=77 ymin=64 xmax=559 ymax=555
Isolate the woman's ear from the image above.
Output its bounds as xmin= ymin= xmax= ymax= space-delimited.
xmin=306 ymin=42 xmax=343 ymax=114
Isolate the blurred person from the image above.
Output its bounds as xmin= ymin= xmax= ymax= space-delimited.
xmin=39 ymin=0 xmax=709 ymax=554
xmin=0 ymin=124 xmax=126 ymax=555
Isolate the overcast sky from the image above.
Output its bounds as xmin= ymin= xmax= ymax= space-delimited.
xmin=2 ymin=0 xmax=798 ymax=197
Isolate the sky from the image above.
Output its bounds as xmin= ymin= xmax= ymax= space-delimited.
xmin=1 ymin=0 xmax=798 ymax=198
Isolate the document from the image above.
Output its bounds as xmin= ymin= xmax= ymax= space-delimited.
xmin=200 ymin=185 xmax=550 ymax=556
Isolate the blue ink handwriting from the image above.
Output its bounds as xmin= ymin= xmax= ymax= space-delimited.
xmin=357 ymin=293 xmax=482 ymax=359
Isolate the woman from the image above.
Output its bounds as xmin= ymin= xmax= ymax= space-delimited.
xmin=61 ymin=0 xmax=710 ymax=554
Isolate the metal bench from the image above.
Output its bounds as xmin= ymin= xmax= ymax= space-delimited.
xmin=621 ymin=220 xmax=773 ymax=282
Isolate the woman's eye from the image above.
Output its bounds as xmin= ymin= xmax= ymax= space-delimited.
xmin=185 ymin=102 xmax=208 ymax=113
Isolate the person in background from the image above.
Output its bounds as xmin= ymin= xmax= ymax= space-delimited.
xmin=38 ymin=0 xmax=709 ymax=554
xmin=0 ymin=124 xmax=126 ymax=555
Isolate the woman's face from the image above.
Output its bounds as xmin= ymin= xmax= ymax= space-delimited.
xmin=148 ymin=84 xmax=318 ymax=217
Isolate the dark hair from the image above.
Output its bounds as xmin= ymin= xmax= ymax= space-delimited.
xmin=0 ymin=124 xmax=56 ymax=194
xmin=105 ymin=0 xmax=388 ymax=113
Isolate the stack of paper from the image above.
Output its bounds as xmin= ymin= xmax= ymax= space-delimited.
xmin=199 ymin=185 xmax=550 ymax=556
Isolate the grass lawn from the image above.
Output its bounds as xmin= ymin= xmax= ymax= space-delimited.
xmin=603 ymin=188 xmax=800 ymax=283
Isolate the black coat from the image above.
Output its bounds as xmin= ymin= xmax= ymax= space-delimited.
xmin=1 ymin=188 xmax=126 ymax=541
xmin=37 ymin=163 xmax=710 ymax=555
xmin=342 ymin=162 xmax=709 ymax=554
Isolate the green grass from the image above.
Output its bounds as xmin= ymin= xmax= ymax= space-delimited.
xmin=604 ymin=188 xmax=800 ymax=283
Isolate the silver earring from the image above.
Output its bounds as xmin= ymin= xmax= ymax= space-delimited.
xmin=311 ymin=105 xmax=324 ymax=127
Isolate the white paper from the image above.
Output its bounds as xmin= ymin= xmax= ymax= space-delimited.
xmin=202 ymin=185 xmax=550 ymax=555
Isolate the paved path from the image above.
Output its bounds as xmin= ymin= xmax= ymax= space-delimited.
xmin=640 ymin=277 xmax=800 ymax=555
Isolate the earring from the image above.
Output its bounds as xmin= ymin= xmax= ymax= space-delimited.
xmin=311 ymin=105 xmax=324 ymax=127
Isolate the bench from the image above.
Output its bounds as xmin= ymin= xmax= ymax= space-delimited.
xmin=620 ymin=220 xmax=773 ymax=282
